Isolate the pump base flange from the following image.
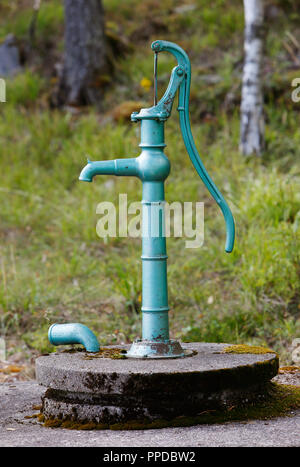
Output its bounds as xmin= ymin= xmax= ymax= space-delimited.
xmin=126 ymin=339 xmax=194 ymax=359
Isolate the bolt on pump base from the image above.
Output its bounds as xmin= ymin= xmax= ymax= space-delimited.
xmin=47 ymin=40 xmax=235 ymax=359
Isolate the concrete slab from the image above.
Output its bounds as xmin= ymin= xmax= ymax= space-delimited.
xmin=35 ymin=343 xmax=278 ymax=423
xmin=0 ymin=380 xmax=299 ymax=447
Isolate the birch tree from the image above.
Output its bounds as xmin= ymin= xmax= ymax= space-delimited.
xmin=58 ymin=0 xmax=107 ymax=107
xmin=240 ymin=0 xmax=265 ymax=156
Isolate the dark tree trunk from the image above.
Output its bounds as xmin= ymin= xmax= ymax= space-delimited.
xmin=58 ymin=0 xmax=106 ymax=107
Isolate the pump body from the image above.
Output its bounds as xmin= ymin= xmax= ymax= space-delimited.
xmin=48 ymin=40 xmax=235 ymax=358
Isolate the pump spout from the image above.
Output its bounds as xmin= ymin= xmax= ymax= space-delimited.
xmin=79 ymin=158 xmax=138 ymax=182
xmin=48 ymin=323 xmax=100 ymax=352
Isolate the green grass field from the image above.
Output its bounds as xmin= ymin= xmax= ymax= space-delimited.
xmin=0 ymin=0 xmax=299 ymax=365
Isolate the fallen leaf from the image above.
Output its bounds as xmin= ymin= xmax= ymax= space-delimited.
xmin=1 ymin=365 xmax=23 ymax=373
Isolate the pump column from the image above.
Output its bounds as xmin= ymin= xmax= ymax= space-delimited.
xmin=141 ymin=184 xmax=169 ymax=341
xmin=140 ymin=119 xmax=169 ymax=341
xmin=127 ymin=117 xmax=185 ymax=358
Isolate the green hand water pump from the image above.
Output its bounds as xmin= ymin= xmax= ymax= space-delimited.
xmin=48 ymin=40 xmax=235 ymax=358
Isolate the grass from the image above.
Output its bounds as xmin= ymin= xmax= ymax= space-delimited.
xmin=0 ymin=0 xmax=64 ymax=42
xmin=0 ymin=0 xmax=299 ymax=364
xmin=5 ymin=70 xmax=45 ymax=106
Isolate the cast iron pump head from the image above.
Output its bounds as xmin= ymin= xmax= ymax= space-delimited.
xmin=48 ymin=40 xmax=235 ymax=358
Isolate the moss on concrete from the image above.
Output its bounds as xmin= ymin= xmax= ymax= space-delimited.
xmin=222 ymin=344 xmax=276 ymax=355
xmin=38 ymin=413 xmax=45 ymax=423
xmin=83 ymin=348 xmax=127 ymax=360
xmin=279 ymin=366 xmax=300 ymax=374
xmin=40 ymin=383 xmax=300 ymax=430
xmin=62 ymin=347 xmax=127 ymax=360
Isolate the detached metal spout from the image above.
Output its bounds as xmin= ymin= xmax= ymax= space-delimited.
xmin=79 ymin=158 xmax=138 ymax=182
xmin=48 ymin=323 xmax=100 ymax=352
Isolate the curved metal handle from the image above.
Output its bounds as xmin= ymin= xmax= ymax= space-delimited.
xmin=151 ymin=40 xmax=235 ymax=253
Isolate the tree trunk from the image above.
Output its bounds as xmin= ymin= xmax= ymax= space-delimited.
xmin=240 ymin=0 xmax=265 ymax=156
xmin=58 ymin=0 xmax=106 ymax=107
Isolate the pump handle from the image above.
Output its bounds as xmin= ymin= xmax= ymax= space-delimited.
xmin=151 ymin=40 xmax=235 ymax=253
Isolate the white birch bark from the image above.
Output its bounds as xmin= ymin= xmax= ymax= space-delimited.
xmin=240 ymin=0 xmax=265 ymax=156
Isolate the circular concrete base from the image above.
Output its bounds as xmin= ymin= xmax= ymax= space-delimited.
xmin=36 ymin=343 xmax=278 ymax=424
